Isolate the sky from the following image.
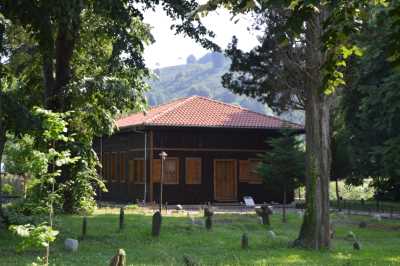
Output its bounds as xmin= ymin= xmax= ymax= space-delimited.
xmin=143 ymin=6 xmax=260 ymax=69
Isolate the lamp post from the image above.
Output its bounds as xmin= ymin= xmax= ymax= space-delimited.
xmin=159 ymin=151 xmax=168 ymax=212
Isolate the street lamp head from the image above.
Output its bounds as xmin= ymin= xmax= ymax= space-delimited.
xmin=159 ymin=151 xmax=168 ymax=160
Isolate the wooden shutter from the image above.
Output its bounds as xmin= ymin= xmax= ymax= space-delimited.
xmin=120 ymin=152 xmax=126 ymax=182
xmin=164 ymin=158 xmax=179 ymax=184
xmin=135 ymin=159 xmax=145 ymax=183
xmin=248 ymin=159 xmax=263 ymax=184
xmin=107 ymin=153 xmax=112 ymax=180
xmin=128 ymin=160 xmax=134 ymax=182
xmin=186 ymin=158 xmax=201 ymax=184
xmin=152 ymin=159 xmax=161 ymax=182
xmin=239 ymin=160 xmax=250 ymax=182
xmin=111 ymin=153 xmax=116 ymax=181
xmin=102 ymin=153 xmax=108 ymax=179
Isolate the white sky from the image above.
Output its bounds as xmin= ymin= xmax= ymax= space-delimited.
xmin=143 ymin=6 xmax=260 ymax=69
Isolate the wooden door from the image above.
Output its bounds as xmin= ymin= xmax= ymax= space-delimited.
xmin=214 ymin=159 xmax=237 ymax=201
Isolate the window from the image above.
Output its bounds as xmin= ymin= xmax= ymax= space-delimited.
xmin=186 ymin=158 xmax=201 ymax=184
xmin=129 ymin=159 xmax=145 ymax=184
xmin=102 ymin=152 xmax=109 ymax=179
xmin=152 ymin=158 xmax=179 ymax=184
xmin=239 ymin=160 xmax=249 ymax=182
xmin=239 ymin=159 xmax=263 ymax=184
xmin=152 ymin=159 xmax=161 ymax=182
xmin=164 ymin=158 xmax=179 ymax=184
xmin=111 ymin=153 xmax=116 ymax=181
xmin=120 ymin=152 xmax=127 ymax=182
xmin=115 ymin=152 xmax=121 ymax=181
xmin=128 ymin=160 xmax=135 ymax=182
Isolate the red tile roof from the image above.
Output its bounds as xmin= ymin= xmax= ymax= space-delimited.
xmin=116 ymin=96 xmax=303 ymax=130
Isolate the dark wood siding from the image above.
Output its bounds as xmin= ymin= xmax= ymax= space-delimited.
xmin=95 ymin=127 xmax=295 ymax=204
xmin=94 ymin=131 xmax=149 ymax=203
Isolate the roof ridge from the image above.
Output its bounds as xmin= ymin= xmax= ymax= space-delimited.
xmin=144 ymin=96 xmax=197 ymax=124
xmin=194 ymin=96 xmax=303 ymax=127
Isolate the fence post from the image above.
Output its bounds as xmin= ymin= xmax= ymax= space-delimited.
xmin=390 ymin=207 xmax=393 ymax=219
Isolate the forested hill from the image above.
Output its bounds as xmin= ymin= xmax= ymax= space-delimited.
xmin=146 ymin=52 xmax=269 ymax=114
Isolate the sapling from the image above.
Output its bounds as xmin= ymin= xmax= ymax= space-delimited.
xmin=7 ymin=109 xmax=79 ymax=266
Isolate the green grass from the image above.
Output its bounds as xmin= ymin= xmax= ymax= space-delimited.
xmin=329 ymin=200 xmax=400 ymax=214
xmin=1 ymin=209 xmax=400 ymax=265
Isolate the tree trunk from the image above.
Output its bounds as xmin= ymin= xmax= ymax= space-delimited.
xmin=282 ymin=188 xmax=287 ymax=223
xmin=295 ymin=8 xmax=332 ymax=250
xmin=39 ymin=12 xmax=81 ymax=213
xmin=335 ymin=177 xmax=341 ymax=210
xmin=0 ymin=128 xmax=6 ymax=219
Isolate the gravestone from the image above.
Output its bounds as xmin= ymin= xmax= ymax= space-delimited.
xmin=152 ymin=211 xmax=162 ymax=237
xmin=347 ymin=231 xmax=356 ymax=241
xmin=359 ymin=221 xmax=367 ymax=228
xmin=109 ymin=248 xmax=126 ymax=266
xmin=64 ymin=238 xmax=79 ymax=252
xmin=204 ymin=207 xmax=213 ymax=230
xmin=267 ymin=230 xmax=276 ymax=239
xmin=330 ymin=223 xmax=335 ymax=239
xmin=204 ymin=207 xmax=214 ymax=218
xmin=373 ymin=214 xmax=382 ymax=221
xmin=255 ymin=205 xmax=273 ymax=226
xmin=243 ymin=196 xmax=255 ymax=207
xmin=183 ymin=255 xmax=198 ymax=266
xmin=80 ymin=216 xmax=87 ymax=240
xmin=241 ymin=233 xmax=249 ymax=249
xmin=119 ymin=207 xmax=125 ymax=231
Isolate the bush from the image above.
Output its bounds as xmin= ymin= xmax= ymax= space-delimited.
xmin=2 ymin=183 xmax=14 ymax=196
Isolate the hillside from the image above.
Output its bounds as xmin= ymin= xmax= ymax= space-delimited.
xmin=146 ymin=52 xmax=304 ymax=124
xmin=146 ymin=52 xmax=269 ymax=114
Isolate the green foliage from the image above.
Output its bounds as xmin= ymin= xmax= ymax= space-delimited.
xmin=259 ymin=132 xmax=305 ymax=195
xmin=1 ymin=0 xmax=219 ymax=214
xmin=329 ymin=180 xmax=375 ymax=201
xmin=4 ymin=134 xmax=47 ymax=178
xmin=1 ymin=183 xmax=14 ymax=195
xmin=9 ymin=223 xmax=59 ymax=253
xmin=2 ymin=108 xmax=81 ymax=224
xmin=340 ymin=2 xmax=400 ymax=200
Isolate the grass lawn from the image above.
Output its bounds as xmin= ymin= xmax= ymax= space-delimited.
xmin=1 ymin=208 xmax=400 ymax=265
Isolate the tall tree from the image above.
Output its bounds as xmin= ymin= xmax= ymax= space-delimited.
xmin=259 ymin=132 xmax=305 ymax=223
xmin=341 ymin=2 xmax=400 ymax=200
xmin=0 ymin=0 xmax=218 ymax=212
xmin=223 ymin=5 xmax=334 ymax=249
xmin=196 ymin=0 xmax=367 ymax=249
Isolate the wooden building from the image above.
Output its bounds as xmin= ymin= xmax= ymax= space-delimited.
xmin=95 ymin=96 xmax=303 ymax=204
